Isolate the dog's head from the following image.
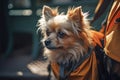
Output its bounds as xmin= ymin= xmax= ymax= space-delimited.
xmin=38 ymin=6 xmax=92 ymax=63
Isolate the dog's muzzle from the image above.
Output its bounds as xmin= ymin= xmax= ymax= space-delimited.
xmin=44 ymin=39 xmax=63 ymax=49
xmin=44 ymin=39 xmax=56 ymax=49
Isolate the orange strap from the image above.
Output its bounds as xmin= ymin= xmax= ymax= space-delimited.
xmin=106 ymin=1 xmax=120 ymax=34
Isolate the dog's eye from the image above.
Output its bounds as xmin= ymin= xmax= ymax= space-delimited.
xmin=58 ymin=31 xmax=65 ymax=38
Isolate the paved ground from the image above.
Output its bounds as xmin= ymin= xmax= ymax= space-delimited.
xmin=0 ymin=46 xmax=52 ymax=80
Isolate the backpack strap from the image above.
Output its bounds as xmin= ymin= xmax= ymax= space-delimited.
xmin=91 ymin=0 xmax=114 ymax=24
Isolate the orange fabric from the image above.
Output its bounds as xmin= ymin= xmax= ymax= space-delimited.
xmin=106 ymin=5 xmax=120 ymax=34
xmin=104 ymin=0 xmax=120 ymax=62
xmin=104 ymin=22 xmax=120 ymax=62
xmin=106 ymin=0 xmax=120 ymax=32
xmin=99 ymin=25 xmax=106 ymax=33
xmin=91 ymin=30 xmax=104 ymax=47
xmin=51 ymin=52 xmax=98 ymax=80
xmin=51 ymin=31 xmax=103 ymax=80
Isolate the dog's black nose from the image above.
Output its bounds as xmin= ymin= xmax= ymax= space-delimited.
xmin=44 ymin=39 xmax=51 ymax=46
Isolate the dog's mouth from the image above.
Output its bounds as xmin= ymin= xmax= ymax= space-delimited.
xmin=46 ymin=46 xmax=63 ymax=50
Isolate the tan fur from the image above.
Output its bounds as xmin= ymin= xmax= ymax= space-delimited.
xmin=37 ymin=6 xmax=105 ymax=80
xmin=38 ymin=5 xmax=94 ymax=65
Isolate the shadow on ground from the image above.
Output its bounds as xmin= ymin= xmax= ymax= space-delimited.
xmin=0 ymin=45 xmax=53 ymax=80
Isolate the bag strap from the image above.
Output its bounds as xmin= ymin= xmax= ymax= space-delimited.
xmin=91 ymin=0 xmax=114 ymax=24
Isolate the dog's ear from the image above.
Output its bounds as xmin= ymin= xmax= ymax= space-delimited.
xmin=67 ymin=6 xmax=85 ymax=35
xmin=67 ymin=6 xmax=83 ymax=25
xmin=42 ymin=5 xmax=57 ymax=21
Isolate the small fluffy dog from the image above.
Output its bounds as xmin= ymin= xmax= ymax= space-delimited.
xmin=38 ymin=5 xmax=104 ymax=80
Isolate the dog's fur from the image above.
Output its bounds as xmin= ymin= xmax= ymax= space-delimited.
xmin=38 ymin=5 xmax=104 ymax=80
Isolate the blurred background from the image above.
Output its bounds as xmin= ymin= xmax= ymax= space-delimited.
xmin=0 ymin=0 xmax=108 ymax=80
